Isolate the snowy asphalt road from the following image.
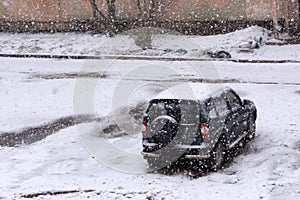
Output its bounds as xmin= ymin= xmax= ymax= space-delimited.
xmin=0 ymin=58 xmax=300 ymax=200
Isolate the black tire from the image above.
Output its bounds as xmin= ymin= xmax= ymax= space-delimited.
xmin=150 ymin=115 xmax=179 ymax=145
xmin=245 ymin=116 xmax=256 ymax=142
xmin=216 ymin=50 xmax=231 ymax=59
xmin=209 ymin=142 xmax=226 ymax=171
xmin=188 ymin=159 xmax=210 ymax=175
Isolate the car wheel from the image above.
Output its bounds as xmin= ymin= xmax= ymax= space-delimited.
xmin=216 ymin=50 xmax=231 ymax=59
xmin=245 ymin=116 xmax=256 ymax=142
xmin=209 ymin=142 xmax=225 ymax=171
xmin=150 ymin=115 xmax=179 ymax=145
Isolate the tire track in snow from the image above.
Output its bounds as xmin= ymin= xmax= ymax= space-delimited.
xmin=20 ymin=189 xmax=96 ymax=199
xmin=0 ymin=114 xmax=100 ymax=147
xmin=0 ymin=102 xmax=146 ymax=147
xmin=27 ymin=73 xmax=300 ymax=86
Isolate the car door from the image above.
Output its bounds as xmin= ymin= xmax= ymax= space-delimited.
xmin=203 ymin=98 xmax=219 ymax=139
xmin=209 ymin=94 xmax=232 ymax=143
xmin=224 ymin=90 xmax=248 ymax=142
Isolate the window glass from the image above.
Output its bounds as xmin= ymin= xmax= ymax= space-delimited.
xmin=147 ymin=100 xmax=199 ymax=124
xmin=179 ymin=101 xmax=199 ymax=124
xmin=226 ymin=91 xmax=241 ymax=111
xmin=205 ymin=100 xmax=217 ymax=119
xmin=214 ymin=96 xmax=229 ymax=116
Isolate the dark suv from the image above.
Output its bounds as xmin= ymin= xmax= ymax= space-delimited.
xmin=141 ymin=86 xmax=257 ymax=171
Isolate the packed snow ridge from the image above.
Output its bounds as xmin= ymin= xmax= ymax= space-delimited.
xmin=1 ymin=26 xmax=300 ymax=61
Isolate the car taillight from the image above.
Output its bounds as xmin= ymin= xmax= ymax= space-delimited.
xmin=200 ymin=123 xmax=209 ymax=139
xmin=142 ymin=120 xmax=147 ymax=137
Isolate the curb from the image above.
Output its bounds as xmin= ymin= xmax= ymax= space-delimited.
xmin=1 ymin=53 xmax=300 ymax=63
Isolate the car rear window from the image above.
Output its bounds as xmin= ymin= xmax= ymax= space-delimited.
xmin=146 ymin=99 xmax=199 ymax=124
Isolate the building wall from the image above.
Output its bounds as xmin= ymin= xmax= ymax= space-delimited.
xmin=0 ymin=0 xmax=298 ymax=21
xmin=246 ymin=0 xmax=275 ymax=20
xmin=0 ymin=0 xmax=57 ymax=21
xmin=0 ymin=0 xmax=93 ymax=21
xmin=0 ymin=0 xmax=299 ymax=33
xmin=160 ymin=0 xmax=247 ymax=21
xmin=58 ymin=0 xmax=92 ymax=20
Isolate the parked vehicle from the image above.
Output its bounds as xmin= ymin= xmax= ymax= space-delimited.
xmin=141 ymin=84 xmax=257 ymax=171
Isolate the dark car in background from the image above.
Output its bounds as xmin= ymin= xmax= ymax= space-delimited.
xmin=141 ymin=85 xmax=257 ymax=172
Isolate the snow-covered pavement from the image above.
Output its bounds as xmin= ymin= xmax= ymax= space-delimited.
xmin=0 ymin=57 xmax=300 ymax=199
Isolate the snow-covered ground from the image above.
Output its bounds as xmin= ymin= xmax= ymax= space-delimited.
xmin=1 ymin=26 xmax=300 ymax=61
xmin=1 ymin=26 xmax=300 ymax=199
xmin=1 ymin=56 xmax=300 ymax=199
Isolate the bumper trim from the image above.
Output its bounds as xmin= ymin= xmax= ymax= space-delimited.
xmin=142 ymin=152 xmax=210 ymax=160
xmin=141 ymin=152 xmax=160 ymax=158
xmin=185 ymin=154 xmax=211 ymax=159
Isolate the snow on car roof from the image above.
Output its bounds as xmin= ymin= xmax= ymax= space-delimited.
xmin=153 ymin=83 xmax=230 ymax=101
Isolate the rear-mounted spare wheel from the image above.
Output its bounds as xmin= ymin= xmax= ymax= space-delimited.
xmin=150 ymin=115 xmax=179 ymax=146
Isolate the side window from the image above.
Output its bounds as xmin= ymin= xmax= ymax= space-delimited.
xmin=226 ymin=91 xmax=242 ymax=111
xmin=213 ymin=95 xmax=229 ymax=116
xmin=205 ymin=99 xmax=217 ymax=119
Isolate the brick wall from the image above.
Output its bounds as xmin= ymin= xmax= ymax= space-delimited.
xmin=0 ymin=0 xmax=299 ymax=33
xmin=0 ymin=0 xmax=93 ymax=21
xmin=0 ymin=0 xmax=296 ymax=21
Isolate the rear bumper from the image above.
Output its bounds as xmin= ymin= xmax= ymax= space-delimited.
xmin=141 ymin=152 xmax=210 ymax=160
xmin=185 ymin=154 xmax=211 ymax=159
xmin=142 ymin=143 xmax=211 ymax=160
xmin=141 ymin=152 xmax=160 ymax=158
